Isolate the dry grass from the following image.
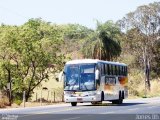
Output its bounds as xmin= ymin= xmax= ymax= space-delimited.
xmin=128 ymin=68 xmax=160 ymax=98
xmin=31 ymin=73 xmax=63 ymax=102
xmin=147 ymin=80 xmax=160 ymax=97
xmin=0 ymin=96 xmax=10 ymax=108
xmin=128 ymin=69 xmax=144 ymax=96
xmin=131 ymin=79 xmax=160 ymax=98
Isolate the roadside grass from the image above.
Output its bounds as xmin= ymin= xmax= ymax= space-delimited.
xmin=31 ymin=73 xmax=63 ymax=102
xmin=128 ymin=69 xmax=144 ymax=97
xmin=0 ymin=73 xmax=63 ymax=108
xmin=134 ymin=79 xmax=160 ymax=98
xmin=0 ymin=96 xmax=10 ymax=108
xmin=145 ymin=80 xmax=160 ymax=97
xmin=32 ymin=70 xmax=160 ymax=102
xmin=128 ymin=69 xmax=160 ymax=98
xmin=129 ymin=80 xmax=160 ymax=98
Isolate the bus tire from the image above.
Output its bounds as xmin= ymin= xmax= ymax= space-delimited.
xmin=71 ymin=102 xmax=77 ymax=106
xmin=101 ymin=92 xmax=104 ymax=102
xmin=91 ymin=102 xmax=96 ymax=105
xmin=122 ymin=91 xmax=125 ymax=99
xmin=118 ymin=91 xmax=123 ymax=104
xmin=112 ymin=91 xmax=123 ymax=104
xmin=91 ymin=102 xmax=99 ymax=105
xmin=112 ymin=100 xmax=118 ymax=104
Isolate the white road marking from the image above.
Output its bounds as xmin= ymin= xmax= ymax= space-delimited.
xmin=102 ymin=111 xmax=115 ymax=114
xmin=147 ymin=106 xmax=157 ymax=109
xmin=128 ymin=108 xmax=139 ymax=111
xmin=101 ymin=107 xmax=139 ymax=114
xmin=61 ymin=117 xmax=80 ymax=120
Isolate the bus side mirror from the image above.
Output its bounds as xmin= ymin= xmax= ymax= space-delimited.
xmin=58 ymin=71 xmax=65 ymax=82
xmin=95 ymin=69 xmax=99 ymax=80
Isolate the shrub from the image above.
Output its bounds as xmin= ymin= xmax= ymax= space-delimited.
xmin=128 ymin=69 xmax=144 ymax=97
xmin=134 ymin=79 xmax=160 ymax=98
xmin=0 ymin=96 xmax=10 ymax=108
xmin=148 ymin=80 xmax=160 ymax=97
xmin=13 ymin=99 xmax=22 ymax=106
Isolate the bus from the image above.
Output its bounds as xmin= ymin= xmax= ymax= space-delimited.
xmin=59 ymin=59 xmax=128 ymax=106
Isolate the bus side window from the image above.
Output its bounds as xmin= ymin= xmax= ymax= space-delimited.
xmin=97 ymin=63 xmax=101 ymax=75
xmin=111 ymin=65 xmax=114 ymax=75
xmin=110 ymin=64 xmax=112 ymax=75
xmin=117 ymin=65 xmax=120 ymax=75
xmin=112 ymin=65 xmax=115 ymax=75
xmin=122 ymin=66 xmax=124 ymax=76
xmin=121 ymin=66 xmax=123 ymax=76
xmin=124 ymin=66 xmax=126 ymax=76
xmin=125 ymin=66 xmax=128 ymax=76
xmin=126 ymin=67 xmax=128 ymax=76
xmin=105 ymin=64 xmax=108 ymax=75
xmin=120 ymin=66 xmax=122 ymax=76
xmin=115 ymin=65 xmax=117 ymax=75
xmin=123 ymin=66 xmax=125 ymax=76
xmin=103 ymin=64 xmax=106 ymax=75
xmin=117 ymin=66 xmax=119 ymax=75
xmin=107 ymin=64 xmax=110 ymax=75
xmin=104 ymin=64 xmax=106 ymax=75
xmin=101 ymin=64 xmax=104 ymax=75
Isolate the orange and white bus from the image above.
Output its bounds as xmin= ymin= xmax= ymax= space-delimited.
xmin=59 ymin=59 xmax=128 ymax=106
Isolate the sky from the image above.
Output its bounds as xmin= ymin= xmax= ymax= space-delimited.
xmin=0 ymin=0 xmax=159 ymax=29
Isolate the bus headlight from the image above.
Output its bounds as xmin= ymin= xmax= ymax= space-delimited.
xmin=88 ymin=91 xmax=97 ymax=96
xmin=92 ymin=97 xmax=96 ymax=100
xmin=64 ymin=91 xmax=75 ymax=97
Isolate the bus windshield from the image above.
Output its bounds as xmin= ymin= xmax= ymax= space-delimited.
xmin=64 ymin=64 xmax=96 ymax=91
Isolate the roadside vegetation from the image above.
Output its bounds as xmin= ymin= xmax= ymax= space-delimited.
xmin=0 ymin=94 xmax=10 ymax=108
xmin=0 ymin=2 xmax=160 ymax=108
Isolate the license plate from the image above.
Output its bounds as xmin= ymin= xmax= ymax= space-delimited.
xmin=77 ymin=98 xmax=82 ymax=101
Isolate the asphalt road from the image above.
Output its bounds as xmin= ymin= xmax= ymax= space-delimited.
xmin=0 ymin=97 xmax=160 ymax=120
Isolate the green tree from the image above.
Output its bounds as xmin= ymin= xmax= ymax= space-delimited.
xmin=61 ymin=24 xmax=93 ymax=59
xmin=17 ymin=19 xmax=65 ymax=101
xmin=0 ymin=25 xmax=19 ymax=104
xmin=118 ymin=2 xmax=160 ymax=91
xmin=0 ymin=19 xmax=65 ymax=102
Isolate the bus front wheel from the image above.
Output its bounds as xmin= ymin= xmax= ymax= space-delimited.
xmin=71 ymin=102 xmax=77 ymax=106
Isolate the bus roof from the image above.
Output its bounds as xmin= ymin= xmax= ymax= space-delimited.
xmin=66 ymin=59 xmax=127 ymax=66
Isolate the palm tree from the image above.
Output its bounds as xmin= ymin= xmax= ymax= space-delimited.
xmin=93 ymin=31 xmax=121 ymax=61
xmin=82 ymin=20 xmax=121 ymax=61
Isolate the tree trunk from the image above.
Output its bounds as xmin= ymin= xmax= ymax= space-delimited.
xmin=7 ymin=69 xmax=12 ymax=106
xmin=26 ymin=78 xmax=33 ymax=102
xmin=26 ymin=89 xmax=30 ymax=102
xmin=146 ymin=60 xmax=151 ymax=91
xmin=143 ymin=47 xmax=151 ymax=93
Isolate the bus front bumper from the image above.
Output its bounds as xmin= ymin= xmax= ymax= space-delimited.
xmin=64 ymin=95 xmax=101 ymax=103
